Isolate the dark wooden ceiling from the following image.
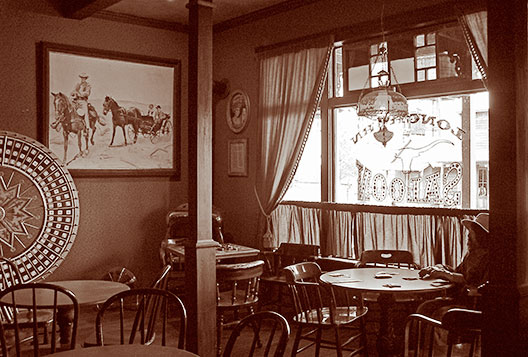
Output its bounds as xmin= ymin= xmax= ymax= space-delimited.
xmin=46 ymin=0 xmax=323 ymax=33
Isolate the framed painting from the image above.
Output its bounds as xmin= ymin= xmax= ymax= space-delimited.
xmin=228 ymin=138 xmax=248 ymax=177
xmin=39 ymin=42 xmax=181 ymax=178
xmin=226 ymin=89 xmax=250 ymax=134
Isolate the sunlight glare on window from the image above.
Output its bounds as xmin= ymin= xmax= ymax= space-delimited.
xmin=282 ymin=112 xmax=321 ymax=202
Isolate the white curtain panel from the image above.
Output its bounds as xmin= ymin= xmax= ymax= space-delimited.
xmin=254 ymin=39 xmax=332 ymax=247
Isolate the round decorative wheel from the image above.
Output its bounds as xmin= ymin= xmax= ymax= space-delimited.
xmin=163 ymin=121 xmax=172 ymax=135
xmin=150 ymin=131 xmax=160 ymax=144
xmin=0 ymin=131 xmax=79 ymax=288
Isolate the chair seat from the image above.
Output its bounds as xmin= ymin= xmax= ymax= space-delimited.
xmin=293 ymin=306 xmax=368 ymax=326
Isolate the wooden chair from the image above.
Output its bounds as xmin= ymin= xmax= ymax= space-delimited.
xmin=404 ymin=307 xmax=482 ymax=357
xmin=217 ymin=260 xmax=264 ymax=356
xmin=159 ymin=242 xmax=186 ymax=296
xmin=358 ymin=249 xmax=422 ymax=328
xmin=95 ymin=288 xmax=186 ymax=348
xmin=284 ymin=262 xmax=368 ymax=356
xmin=315 ymin=256 xmax=359 ymax=273
xmin=0 ymin=282 xmax=79 ymax=356
xmin=358 ymin=250 xmax=419 ymax=269
xmin=83 ymin=264 xmax=173 ymax=347
xmin=260 ymin=243 xmax=320 ymax=313
xmin=222 ymin=311 xmax=290 ymax=357
xmin=0 ymin=257 xmax=22 ymax=322
xmin=0 ymin=257 xmax=54 ymax=347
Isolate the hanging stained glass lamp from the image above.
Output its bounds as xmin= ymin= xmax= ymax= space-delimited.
xmin=356 ymin=42 xmax=409 ymax=146
xmin=357 ymin=70 xmax=408 ymax=119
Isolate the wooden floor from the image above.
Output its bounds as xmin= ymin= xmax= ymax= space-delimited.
xmin=75 ymin=304 xmax=374 ymax=356
xmin=74 ymin=303 xmax=478 ymax=356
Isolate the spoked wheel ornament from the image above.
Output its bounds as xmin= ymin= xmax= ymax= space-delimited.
xmin=0 ymin=131 xmax=79 ymax=288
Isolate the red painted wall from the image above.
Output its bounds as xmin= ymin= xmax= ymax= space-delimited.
xmin=0 ymin=0 xmax=451 ymax=285
xmin=0 ymin=0 xmax=188 ymax=286
xmin=212 ymin=0 xmax=448 ymax=247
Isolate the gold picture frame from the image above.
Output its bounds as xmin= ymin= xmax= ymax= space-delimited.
xmin=40 ymin=42 xmax=181 ymax=178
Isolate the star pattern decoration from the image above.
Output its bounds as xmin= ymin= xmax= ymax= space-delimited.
xmin=0 ymin=173 xmax=36 ymax=253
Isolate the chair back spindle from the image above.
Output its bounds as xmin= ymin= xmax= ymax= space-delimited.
xmin=95 ymin=288 xmax=186 ymax=349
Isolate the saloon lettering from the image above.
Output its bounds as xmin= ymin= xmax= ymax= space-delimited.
xmin=357 ymin=161 xmax=462 ymax=207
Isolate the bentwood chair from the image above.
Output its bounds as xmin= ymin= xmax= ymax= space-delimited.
xmin=404 ymin=307 xmax=482 ymax=357
xmin=0 ymin=257 xmax=22 ymax=322
xmin=0 ymin=282 xmax=79 ymax=356
xmin=284 ymin=262 xmax=368 ymax=356
xmin=0 ymin=257 xmax=54 ymax=347
xmin=83 ymin=264 xmax=173 ymax=347
xmin=217 ymin=260 xmax=264 ymax=357
xmin=95 ymin=288 xmax=187 ymax=348
xmin=222 ymin=311 xmax=291 ymax=357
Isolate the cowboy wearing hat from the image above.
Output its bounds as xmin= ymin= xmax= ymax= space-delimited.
xmin=416 ymin=213 xmax=489 ymax=347
xmin=71 ymin=72 xmax=92 ymax=127
xmin=419 ymin=213 xmax=489 ymax=287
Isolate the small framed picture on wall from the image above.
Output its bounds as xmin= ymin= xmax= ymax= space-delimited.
xmin=226 ymin=90 xmax=250 ymax=134
xmin=228 ymin=138 xmax=248 ymax=177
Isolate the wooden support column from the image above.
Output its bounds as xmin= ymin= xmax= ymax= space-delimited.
xmin=186 ymin=1 xmax=217 ymax=356
xmin=486 ymin=0 xmax=526 ymax=354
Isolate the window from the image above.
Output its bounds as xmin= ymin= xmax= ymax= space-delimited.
xmin=282 ymin=111 xmax=321 ymax=202
xmin=283 ymin=21 xmax=488 ymax=209
xmin=370 ymin=42 xmax=389 ymax=87
xmin=415 ymin=32 xmax=437 ymax=81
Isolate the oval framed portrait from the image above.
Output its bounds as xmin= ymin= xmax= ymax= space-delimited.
xmin=226 ymin=90 xmax=250 ymax=134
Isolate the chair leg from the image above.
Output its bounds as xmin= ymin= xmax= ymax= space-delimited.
xmin=315 ymin=327 xmax=322 ymax=357
xmin=334 ymin=326 xmax=343 ymax=357
xmin=43 ymin=325 xmax=49 ymax=344
xmin=360 ymin=318 xmax=368 ymax=356
xmin=291 ymin=325 xmax=303 ymax=357
xmin=217 ymin=314 xmax=224 ymax=357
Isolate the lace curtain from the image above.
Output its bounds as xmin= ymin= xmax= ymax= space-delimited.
xmin=254 ymin=39 xmax=333 ymax=248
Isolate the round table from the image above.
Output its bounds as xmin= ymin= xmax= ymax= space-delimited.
xmin=0 ymin=280 xmax=129 ymax=346
xmin=320 ymin=267 xmax=452 ymax=356
xmin=46 ymin=344 xmax=198 ymax=356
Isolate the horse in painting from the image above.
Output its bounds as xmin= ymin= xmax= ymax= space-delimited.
xmin=50 ymin=92 xmax=100 ymax=163
xmin=102 ymin=96 xmax=141 ymax=146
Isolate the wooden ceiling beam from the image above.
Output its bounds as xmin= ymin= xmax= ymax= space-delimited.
xmin=49 ymin=0 xmax=121 ymax=19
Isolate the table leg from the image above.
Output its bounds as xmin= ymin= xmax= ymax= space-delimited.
xmin=57 ymin=306 xmax=74 ymax=347
xmin=377 ymin=292 xmax=399 ymax=357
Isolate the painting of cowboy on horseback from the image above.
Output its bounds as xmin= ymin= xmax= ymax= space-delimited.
xmin=70 ymin=72 xmax=103 ymax=129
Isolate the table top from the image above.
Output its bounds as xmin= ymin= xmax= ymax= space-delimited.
xmin=0 ymin=280 xmax=129 ymax=308
xmin=167 ymin=243 xmax=260 ymax=261
xmin=46 ymin=345 xmax=198 ymax=356
xmin=320 ymin=267 xmax=453 ymax=294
